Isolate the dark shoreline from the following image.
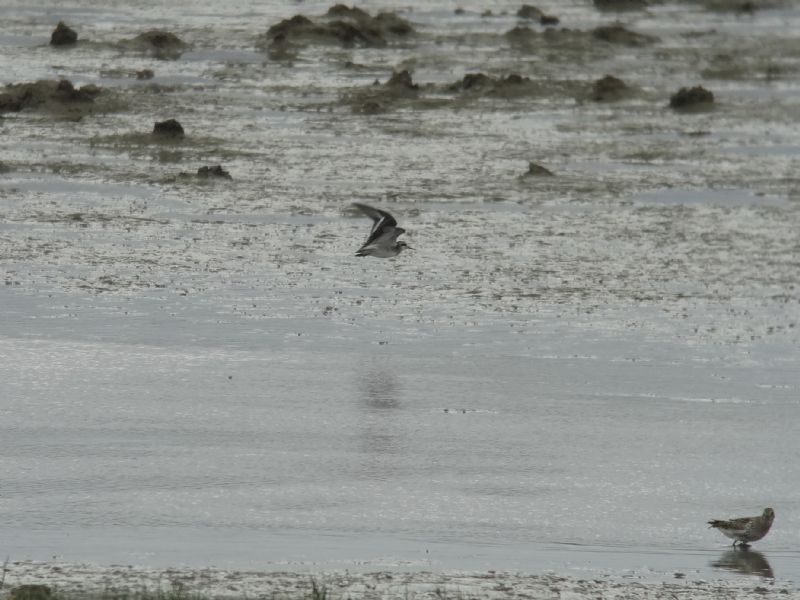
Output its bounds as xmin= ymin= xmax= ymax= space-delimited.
xmin=2 ymin=561 xmax=798 ymax=600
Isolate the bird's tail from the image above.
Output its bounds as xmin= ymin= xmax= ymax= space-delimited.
xmin=708 ymin=520 xmax=724 ymax=529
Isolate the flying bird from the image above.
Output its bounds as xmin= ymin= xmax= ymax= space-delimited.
xmin=352 ymin=202 xmax=412 ymax=258
xmin=708 ymin=507 xmax=775 ymax=547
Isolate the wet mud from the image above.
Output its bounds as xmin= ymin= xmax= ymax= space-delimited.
xmin=1 ymin=0 xmax=799 ymax=586
xmin=3 ymin=561 xmax=799 ymax=600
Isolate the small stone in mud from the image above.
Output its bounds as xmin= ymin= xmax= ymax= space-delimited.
xmin=669 ymin=85 xmax=714 ymax=109
xmin=136 ymin=69 xmax=154 ymax=80
xmin=592 ymin=23 xmax=657 ymax=46
xmin=197 ymin=165 xmax=232 ymax=180
xmin=153 ymin=118 xmax=184 ymax=137
xmin=50 ymin=21 xmax=77 ymax=46
xmin=454 ymin=7 xmax=466 ymax=15
xmin=592 ymin=74 xmax=629 ymax=101
xmin=523 ymin=162 xmax=555 ymax=177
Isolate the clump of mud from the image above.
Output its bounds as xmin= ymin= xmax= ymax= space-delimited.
xmin=119 ymin=30 xmax=187 ymax=59
xmin=175 ymin=164 xmax=233 ymax=181
xmin=517 ymin=5 xmax=560 ymax=25
xmin=448 ymin=72 xmax=539 ymax=97
xmin=592 ymin=23 xmax=658 ymax=46
xmin=257 ymin=4 xmax=414 ymax=51
xmin=0 ymin=79 xmax=113 ymax=118
xmin=196 ymin=165 xmax=232 ymax=179
xmin=593 ymin=0 xmax=648 ymax=10
xmin=344 ymin=69 xmax=426 ymax=114
xmin=669 ymin=85 xmax=715 ymax=109
xmin=153 ymin=118 xmax=185 ymax=138
xmin=591 ymin=74 xmax=631 ymax=101
xmin=522 ymin=161 xmax=555 ymax=177
xmin=506 ymin=23 xmax=656 ymax=60
xmin=49 ymin=21 xmax=77 ymax=46
xmin=343 ymin=67 xmax=587 ymax=114
xmin=702 ymin=0 xmax=759 ymax=13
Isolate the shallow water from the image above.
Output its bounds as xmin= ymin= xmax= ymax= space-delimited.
xmin=1 ymin=0 xmax=799 ymax=586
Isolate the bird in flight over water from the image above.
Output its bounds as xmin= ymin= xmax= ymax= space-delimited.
xmin=708 ymin=507 xmax=775 ymax=547
xmin=352 ymin=202 xmax=412 ymax=258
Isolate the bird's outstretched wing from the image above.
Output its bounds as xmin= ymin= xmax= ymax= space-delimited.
xmin=352 ymin=202 xmax=402 ymax=247
xmin=353 ymin=202 xmax=397 ymax=239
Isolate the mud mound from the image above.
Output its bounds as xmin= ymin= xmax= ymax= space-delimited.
xmin=506 ymin=25 xmax=623 ymax=58
xmin=522 ymin=161 xmax=555 ymax=177
xmin=591 ymin=74 xmax=631 ymax=101
xmin=345 ymin=69 xmax=424 ymax=113
xmin=121 ymin=30 xmax=187 ymax=59
xmin=703 ymin=0 xmax=759 ymax=13
xmin=153 ymin=118 xmax=184 ymax=138
xmin=50 ymin=21 xmax=77 ymax=46
xmin=517 ymin=4 xmax=560 ymax=25
xmin=669 ymin=85 xmax=715 ymax=109
xmin=448 ymin=72 xmax=540 ymax=98
xmin=257 ymin=5 xmax=414 ymax=50
xmin=197 ymin=165 xmax=232 ymax=179
xmin=384 ymin=69 xmax=419 ymax=92
xmin=0 ymin=79 xmax=106 ymax=118
xmin=592 ymin=23 xmax=658 ymax=46
xmin=594 ymin=0 xmax=648 ymax=10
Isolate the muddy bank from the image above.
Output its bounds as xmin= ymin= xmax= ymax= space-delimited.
xmin=118 ymin=29 xmax=188 ymax=59
xmin=0 ymin=79 xmax=121 ymax=118
xmin=2 ymin=561 xmax=797 ymax=600
xmin=256 ymin=5 xmax=414 ymax=52
xmin=341 ymin=69 xmax=586 ymax=113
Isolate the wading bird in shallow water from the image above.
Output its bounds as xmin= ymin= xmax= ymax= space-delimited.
xmin=352 ymin=202 xmax=412 ymax=258
xmin=708 ymin=507 xmax=774 ymax=547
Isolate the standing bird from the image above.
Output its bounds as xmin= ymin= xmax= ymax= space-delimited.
xmin=352 ymin=202 xmax=412 ymax=258
xmin=708 ymin=508 xmax=775 ymax=547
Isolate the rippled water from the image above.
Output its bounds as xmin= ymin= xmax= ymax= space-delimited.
xmin=1 ymin=0 xmax=799 ymax=584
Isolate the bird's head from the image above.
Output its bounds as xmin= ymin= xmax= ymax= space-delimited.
xmin=763 ymin=508 xmax=775 ymax=522
xmin=397 ymin=241 xmax=413 ymax=252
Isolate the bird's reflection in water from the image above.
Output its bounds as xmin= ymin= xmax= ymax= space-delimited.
xmin=359 ymin=369 xmax=401 ymax=412
xmin=711 ymin=547 xmax=774 ymax=579
xmin=356 ymin=368 xmax=404 ymax=461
